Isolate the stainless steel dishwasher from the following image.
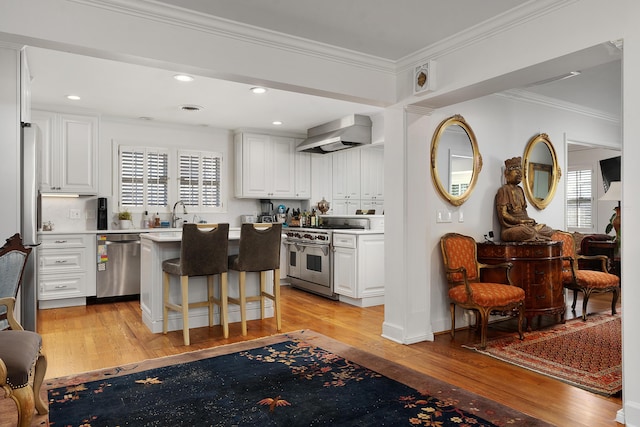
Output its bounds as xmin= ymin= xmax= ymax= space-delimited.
xmin=96 ymin=233 xmax=141 ymax=298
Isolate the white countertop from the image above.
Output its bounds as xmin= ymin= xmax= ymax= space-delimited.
xmin=39 ymin=228 xmax=184 ymax=235
xmin=40 ymin=226 xmax=383 ymax=239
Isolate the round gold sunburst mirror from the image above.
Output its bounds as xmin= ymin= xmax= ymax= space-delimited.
xmin=522 ymin=133 xmax=561 ymax=210
xmin=430 ymin=115 xmax=482 ymax=206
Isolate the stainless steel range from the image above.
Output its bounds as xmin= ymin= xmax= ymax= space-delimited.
xmin=284 ymin=227 xmax=336 ymax=299
xmin=284 ymin=216 xmax=376 ymax=299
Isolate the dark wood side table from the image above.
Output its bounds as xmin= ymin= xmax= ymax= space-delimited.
xmin=477 ymin=241 xmax=565 ymax=330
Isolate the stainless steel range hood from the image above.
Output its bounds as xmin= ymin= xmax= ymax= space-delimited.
xmin=296 ymin=114 xmax=372 ymax=154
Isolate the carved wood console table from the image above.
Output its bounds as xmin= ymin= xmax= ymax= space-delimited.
xmin=477 ymin=241 xmax=565 ymax=329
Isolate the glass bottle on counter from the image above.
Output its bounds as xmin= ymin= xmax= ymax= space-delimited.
xmin=310 ymin=209 xmax=317 ymax=227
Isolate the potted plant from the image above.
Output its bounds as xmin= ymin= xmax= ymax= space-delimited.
xmin=605 ymin=206 xmax=621 ymax=252
xmin=118 ymin=209 xmax=133 ymax=230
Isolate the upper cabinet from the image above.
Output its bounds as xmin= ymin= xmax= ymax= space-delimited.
xmin=32 ymin=110 xmax=99 ymax=195
xmin=360 ymin=146 xmax=384 ymax=200
xmin=235 ymin=132 xmax=310 ymax=199
xmin=293 ymin=143 xmax=311 ymax=199
xmin=332 ymin=149 xmax=361 ymax=200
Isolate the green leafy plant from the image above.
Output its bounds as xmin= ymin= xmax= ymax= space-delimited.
xmin=118 ymin=209 xmax=132 ymax=221
xmin=605 ymin=208 xmax=620 ymax=251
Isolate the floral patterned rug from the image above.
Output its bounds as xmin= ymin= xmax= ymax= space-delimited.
xmin=465 ymin=313 xmax=622 ymax=396
xmin=45 ymin=330 xmax=551 ymax=426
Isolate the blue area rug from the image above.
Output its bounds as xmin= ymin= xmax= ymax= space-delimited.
xmin=45 ymin=330 xmax=551 ymax=426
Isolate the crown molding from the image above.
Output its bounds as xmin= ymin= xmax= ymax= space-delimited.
xmin=397 ymin=0 xmax=579 ymax=72
xmin=496 ymin=89 xmax=620 ymax=123
xmin=69 ymin=0 xmax=396 ymax=75
xmin=404 ymin=105 xmax=434 ymax=116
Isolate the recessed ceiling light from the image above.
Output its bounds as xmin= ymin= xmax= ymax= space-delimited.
xmin=179 ymin=104 xmax=203 ymax=112
xmin=250 ymin=87 xmax=267 ymax=94
xmin=174 ymin=74 xmax=194 ymax=82
xmin=272 ymin=121 xmax=283 ymax=126
xmin=66 ymin=95 xmax=81 ymax=101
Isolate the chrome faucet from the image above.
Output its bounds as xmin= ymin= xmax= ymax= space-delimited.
xmin=171 ymin=200 xmax=188 ymax=228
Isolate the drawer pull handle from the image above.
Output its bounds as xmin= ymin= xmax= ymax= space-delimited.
xmin=54 ymin=285 xmax=68 ymax=289
xmin=54 ymin=240 xmax=68 ymax=244
xmin=55 ymin=260 xmax=68 ymax=264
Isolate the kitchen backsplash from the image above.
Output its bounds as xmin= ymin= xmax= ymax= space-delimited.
xmin=41 ymin=196 xmax=306 ymax=232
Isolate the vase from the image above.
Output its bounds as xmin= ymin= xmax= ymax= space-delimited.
xmin=119 ymin=219 xmax=133 ymax=230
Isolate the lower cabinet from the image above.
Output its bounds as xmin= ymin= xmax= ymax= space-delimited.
xmin=333 ymin=233 xmax=384 ymax=307
xmin=38 ymin=233 xmax=95 ymax=308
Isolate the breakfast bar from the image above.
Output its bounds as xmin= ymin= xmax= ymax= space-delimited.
xmin=139 ymin=229 xmax=276 ymax=334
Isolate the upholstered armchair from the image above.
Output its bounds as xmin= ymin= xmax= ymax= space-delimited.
xmin=0 ymin=234 xmax=48 ymax=426
xmin=440 ymin=233 xmax=525 ymax=349
xmin=552 ymin=230 xmax=619 ymax=320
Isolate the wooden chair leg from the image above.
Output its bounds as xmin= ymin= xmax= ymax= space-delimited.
xmin=273 ymin=268 xmax=281 ymax=331
xmin=181 ymin=275 xmax=190 ymax=345
xmin=516 ymin=302 xmax=525 ymax=340
xmin=449 ymin=303 xmax=456 ymax=339
xmin=478 ymin=309 xmax=490 ymax=350
xmin=581 ymin=289 xmax=590 ymax=321
xmin=207 ymin=275 xmax=214 ymax=327
xmin=162 ymin=271 xmax=170 ymax=334
xmin=239 ymin=271 xmax=247 ymax=336
xmin=611 ymin=288 xmax=619 ymax=316
xmin=571 ymin=289 xmax=578 ymax=311
xmin=11 ymin=385 xmax=35 ymax=427
xmin=259 ymin=271 xmax=267 ymax=320
xmin=33 ymin=352 xmax=48 ymax=415
xmin=220 ymin=272 xmax=229 ymax=339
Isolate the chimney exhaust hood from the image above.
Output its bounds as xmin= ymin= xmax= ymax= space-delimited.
xmin=296 ymin=114 xmax=372 ymax=154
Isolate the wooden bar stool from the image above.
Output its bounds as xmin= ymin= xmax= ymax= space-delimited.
xmin=228 ymin=223 xmax=282 ymax=336
xmin=162 ymin=223 xmax=229 ymax=345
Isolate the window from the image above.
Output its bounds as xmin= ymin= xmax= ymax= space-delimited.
xmin=177 ymin=150 xmax=223 ymax=211
xmin=567 ymin=168 xmax=592 ymax=229
xmin=119 ymin=146 xmax=169 ymax=210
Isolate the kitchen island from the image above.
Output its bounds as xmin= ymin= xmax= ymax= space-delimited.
xmin=140 ymin=229 xmax=280 ymax=334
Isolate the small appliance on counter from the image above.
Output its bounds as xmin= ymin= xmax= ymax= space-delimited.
xmin=97 ymin=197 xmax=108 ymax=230
xmin=241 ymin=215 xmax=258 ymax=224
xmin=259 ymin=199 xmax=274 ymax=223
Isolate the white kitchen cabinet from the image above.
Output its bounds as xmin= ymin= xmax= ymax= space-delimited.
xmin=38 ymin=233 xmax=95 ymax=308
xmin=294 ymin=144 xmax=311 ymax=198
xmin=360 ymin=146 xmax=384 ymax=200
xmin=333 ymin=232 xmax=384 ymax=307
xmin=32 ymin=110 xmax=99 ymax=194
xmin=310 ymin=154 xmax=332 ymax=211
xmin=235 ymin=132 xmax=307 ymax=199
xmin=332 ymin=149 xmax=360 ymax=200
xmin=332 ymin=199 xmax=360 ymax=215
xmin=360 ymin=199 xmax=385 ymax=215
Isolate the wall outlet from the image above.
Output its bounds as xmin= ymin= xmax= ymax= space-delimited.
xmin=69 ymin=209 xmax=81 ymax=219
xmin=436 ymin=209 xmax=452 ymax=223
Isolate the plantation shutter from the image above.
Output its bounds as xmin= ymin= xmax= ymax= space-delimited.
xmin=567 ymin=169 xmax=592 ymax=228
xmin=120 ymin=148 xmax=144 ymax=207
xmin=119 ymin=146 xmax=169 ymax=210
xmin=178 ymin=150 xmax=222 ymax=209
xmin=147 ymin=150 xmax=169 ymax=208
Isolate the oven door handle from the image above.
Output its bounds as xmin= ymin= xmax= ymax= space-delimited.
xmin=289 ymin=241 xmax=330 ymax=256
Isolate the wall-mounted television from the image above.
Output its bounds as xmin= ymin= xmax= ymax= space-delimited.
xmin=599 ymin=155 xmax=620 ymax=192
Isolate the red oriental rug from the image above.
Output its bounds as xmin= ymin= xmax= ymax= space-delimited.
xmin=465 ymin=313 xmax=621 ymax=396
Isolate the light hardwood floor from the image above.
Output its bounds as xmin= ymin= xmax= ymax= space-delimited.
xmin=4 ymin=285 xmax=623 ymax=426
